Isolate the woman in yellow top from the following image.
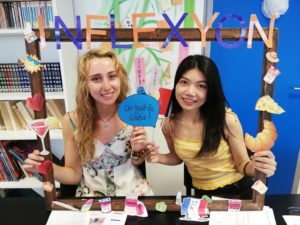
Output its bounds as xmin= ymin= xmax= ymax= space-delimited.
xmin=148 ymin=55 xmax=277 ymax=199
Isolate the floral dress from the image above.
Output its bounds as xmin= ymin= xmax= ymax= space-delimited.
xmin=75 ymin=125 xmax=153 ymax=197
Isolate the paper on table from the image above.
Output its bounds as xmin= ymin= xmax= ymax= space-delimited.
xmin=283 ymin=215 xmax=300 ymax=225
xmin=46 ymin=211 xmax=91 ymax=225
xmin=209 ymin=206 xmax=276 ymax=225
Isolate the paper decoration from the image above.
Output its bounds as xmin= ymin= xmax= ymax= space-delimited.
xmin=158 ymin=88 xmax=172 ymax=115
xmin=38 ymin=15 xmax=46 ymax=50
xmin=81 ymin=199 xmax=93 ymax=212
xmin=156 ymin=202 xmax=167 ymax=212
xmin=132 ymin=13 xmax=155 ymax=48
xmin=118 ymin=87 xmax=159 ymax=127
xmin=192 ymin=12 xmax=219 ymax=48
xmin=264 ymin=66 xmax=281 ymax=84
xmin=134 ymin=57 xmax=145 ymax=87
xmin=262 ymin=0 xmax=289 ymax=19
xmin=148 ymin=65 xmax=161 ymax=100
xmin=180 ymin=197 xmax=209 ymax=222
xmin=161 ymin=13 xmax=188 ymax=49
xmin=99 ymin=198 xmax=111 ymax=213
xmin=245 ymin=120 xmax=278 ymax=152
xmin=172 ymin=0 xmax=182 ymax=4
xmin=23 ymin=22 xmax=37 ymax=44
xmin=124 ymin=195 xmax=148 ymax=217
xmin=247 ymin=14 xmax=275 ymax=48
xmin=228 ymin=199 xmax=242 ymax=211
xmin=26 ymin=93 xmax=44 ymax=111
xmin=266 ymin=51 xmax=279 ymax=63
xmin=252 ymin=180 xmax=268 ymax=194
xmin=255 ymin=95 xmax=285 ymax=114
xmin=216 ymin=14 xmax=246 ymax=49
xmin=110 ymin=14 xmax=132 ymax=49
xmin=178 ymin=44 xmax=189 ymax=64
xmin=19 ymin=54 xmax=45 ymax=73
xmin=163 ymin=64 xmax=172 ymax=84
xmin=36 ymin=160 xmax=53 ymax=175
xmin=55 ymin=16 xmax=82 ymax=49
xmin=157 ymin=0 xmax=172 ymax=11
xmin=42 ymin=181 xmax=54 ymax=192
xmin=45 ymin=117 xmax=60 ymax=129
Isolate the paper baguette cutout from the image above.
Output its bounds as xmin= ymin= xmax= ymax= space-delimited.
xmin=255 ymin=95 xmax=285 ymax=114
xmin=245 ymin=120 xmax=278 ymax=152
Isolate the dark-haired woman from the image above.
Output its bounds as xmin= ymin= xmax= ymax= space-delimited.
xmin=147 ymin=55 xmax=276 ymax=199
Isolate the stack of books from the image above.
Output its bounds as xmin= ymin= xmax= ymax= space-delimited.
xmin=0 ymin=99 xmax=65 ymax=131
xmin=0 ymin=63 xmax=63 ymax=93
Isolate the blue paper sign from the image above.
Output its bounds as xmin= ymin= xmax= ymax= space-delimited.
xmin=118 ymin=87 xmax=159 ymax=127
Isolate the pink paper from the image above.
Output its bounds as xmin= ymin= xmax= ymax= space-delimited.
xmin=178 ymin=44 xmax=189 ymax=64
xmin=134 ymin=57 xmax=145 ymax=87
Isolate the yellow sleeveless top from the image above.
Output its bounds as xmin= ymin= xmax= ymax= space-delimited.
xmin=174 ymin=138 xmax=244 ymax=190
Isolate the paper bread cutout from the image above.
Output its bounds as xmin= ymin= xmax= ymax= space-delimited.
xmin=245 ymin=120 xmax=278 ymax=152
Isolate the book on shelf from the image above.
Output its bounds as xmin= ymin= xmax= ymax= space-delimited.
xmin=0 ymin=101 xmax=13 ymax=130
xmin=46 ymin=100 xmax=64 ymax=127
xmin=4 ymin=101 xmax=22 ymax=130
xmin=15 ymin=101 xmax=33 ymax=125
xmin=11 ymin=105 xmax=27 ymax=129
xmin=0 ymin=107 xmax=6 ymax=130
xmin=0 ymin=142 xmax=20 ymax=181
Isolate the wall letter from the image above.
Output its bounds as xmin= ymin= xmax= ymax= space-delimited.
xmin=247 ymin=14 xmax=275 ymax=48
xmin=55 ymin=16 xmax=82 ymax=49
xmin=132 ymin=12 xmax=155 ymax=48
xmin=216 ymin=14 xmax=246 ymax=49
xmin=192 ymin=12 xmax=219 ymax=48
xmin=38 ymin=15 xmax=46 ymax=50
xmin=110 ymin=14 xmax=132 ymax=49
xmin=161 ymin=13 xmax=188 ymax=48
xmin=86 ymin=15 xmax=108 ymax=49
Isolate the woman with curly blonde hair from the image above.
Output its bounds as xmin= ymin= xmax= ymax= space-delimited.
xmin=25 ymin=49 xmax=153 ymax=197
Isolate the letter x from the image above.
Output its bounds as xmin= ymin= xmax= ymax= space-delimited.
xmin=161 ymin=13 xmax=188 ymax=48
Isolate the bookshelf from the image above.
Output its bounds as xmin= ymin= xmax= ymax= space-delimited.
xmin=0 ymin=0 xmax=75 ymax=190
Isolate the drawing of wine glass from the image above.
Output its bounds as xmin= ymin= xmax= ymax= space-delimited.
xmin=29 ymin=119 xmax=50 ymax=156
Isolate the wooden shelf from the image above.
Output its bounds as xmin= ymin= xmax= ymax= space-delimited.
xmin=0 ymin=92 xmax=64 ymax=101
xmin=0 ymin=176 xmax=60 ymax=189
xmin=0 ymin=29 xmax=24 ymax=35
xmin=0 ymin=129 xmax=63 ymax=140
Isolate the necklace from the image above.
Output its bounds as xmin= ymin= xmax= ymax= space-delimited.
xmin=99 ymin=108 xmax=117 ymax=129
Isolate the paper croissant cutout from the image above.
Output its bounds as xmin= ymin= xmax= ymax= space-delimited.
xmin=245 ymin=120 xmax=278 ymax=152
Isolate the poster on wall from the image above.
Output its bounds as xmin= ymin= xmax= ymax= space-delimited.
xmin=73 ymin=0 xmax=206 ymax=97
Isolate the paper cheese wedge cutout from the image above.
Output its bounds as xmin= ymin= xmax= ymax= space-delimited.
xmin=255 ymin=95 xmax=285 ymax=114
xmin=245 ymin=120 xmax=278 ymax=152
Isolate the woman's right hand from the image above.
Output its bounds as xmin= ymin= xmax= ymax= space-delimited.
xmin=23 ymin=150 xmax=45 ymax=173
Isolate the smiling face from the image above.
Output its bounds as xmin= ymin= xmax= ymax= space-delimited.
xmin=175 ymin=68 xmax=208 ymax=113
xmin=87 ymin=57 xmax=121 ymax=107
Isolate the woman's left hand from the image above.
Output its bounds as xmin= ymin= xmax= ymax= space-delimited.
xmin=251 ymin=150 xmax=277 ymax=177
xmin=131 ymin=127 xmax=147 ymax=152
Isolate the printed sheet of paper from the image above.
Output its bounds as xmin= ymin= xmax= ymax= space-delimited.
xmin=209 ymin=206 xmax=276 ymax=225
xmin=46 ymin=211 xmax=91 ymax=225
xmin=283 ymin=215 xmax=300 ymax=225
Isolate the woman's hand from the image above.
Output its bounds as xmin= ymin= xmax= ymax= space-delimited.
xmin=146 ymin=142 xmax=160 ymax=163
xmin=23 ymin=150 xmax=45 ymax=173
xmin=130 ymin=127 xmax=147 ymax=152
xmin=251 ymin=150 xmax=277 ymax=177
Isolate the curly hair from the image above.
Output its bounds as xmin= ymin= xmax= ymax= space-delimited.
xmin=75 ymin=49 xmax=129 ymax=163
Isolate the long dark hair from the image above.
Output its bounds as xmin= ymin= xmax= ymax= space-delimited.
xmin=166 ymin=55 xmax=229 ymax=157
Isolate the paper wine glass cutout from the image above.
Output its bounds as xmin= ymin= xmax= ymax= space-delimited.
xmin=29 ymin=119 xmax=50 ymax=155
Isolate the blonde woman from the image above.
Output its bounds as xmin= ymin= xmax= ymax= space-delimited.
xmin=24 ymin=49 xmax=153 ymax=197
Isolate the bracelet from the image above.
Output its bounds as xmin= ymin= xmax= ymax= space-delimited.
xmin=243 ymin=161 xmax=250 ymax=177
xmin=131 ymin=149 xmax=145 ymax=161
